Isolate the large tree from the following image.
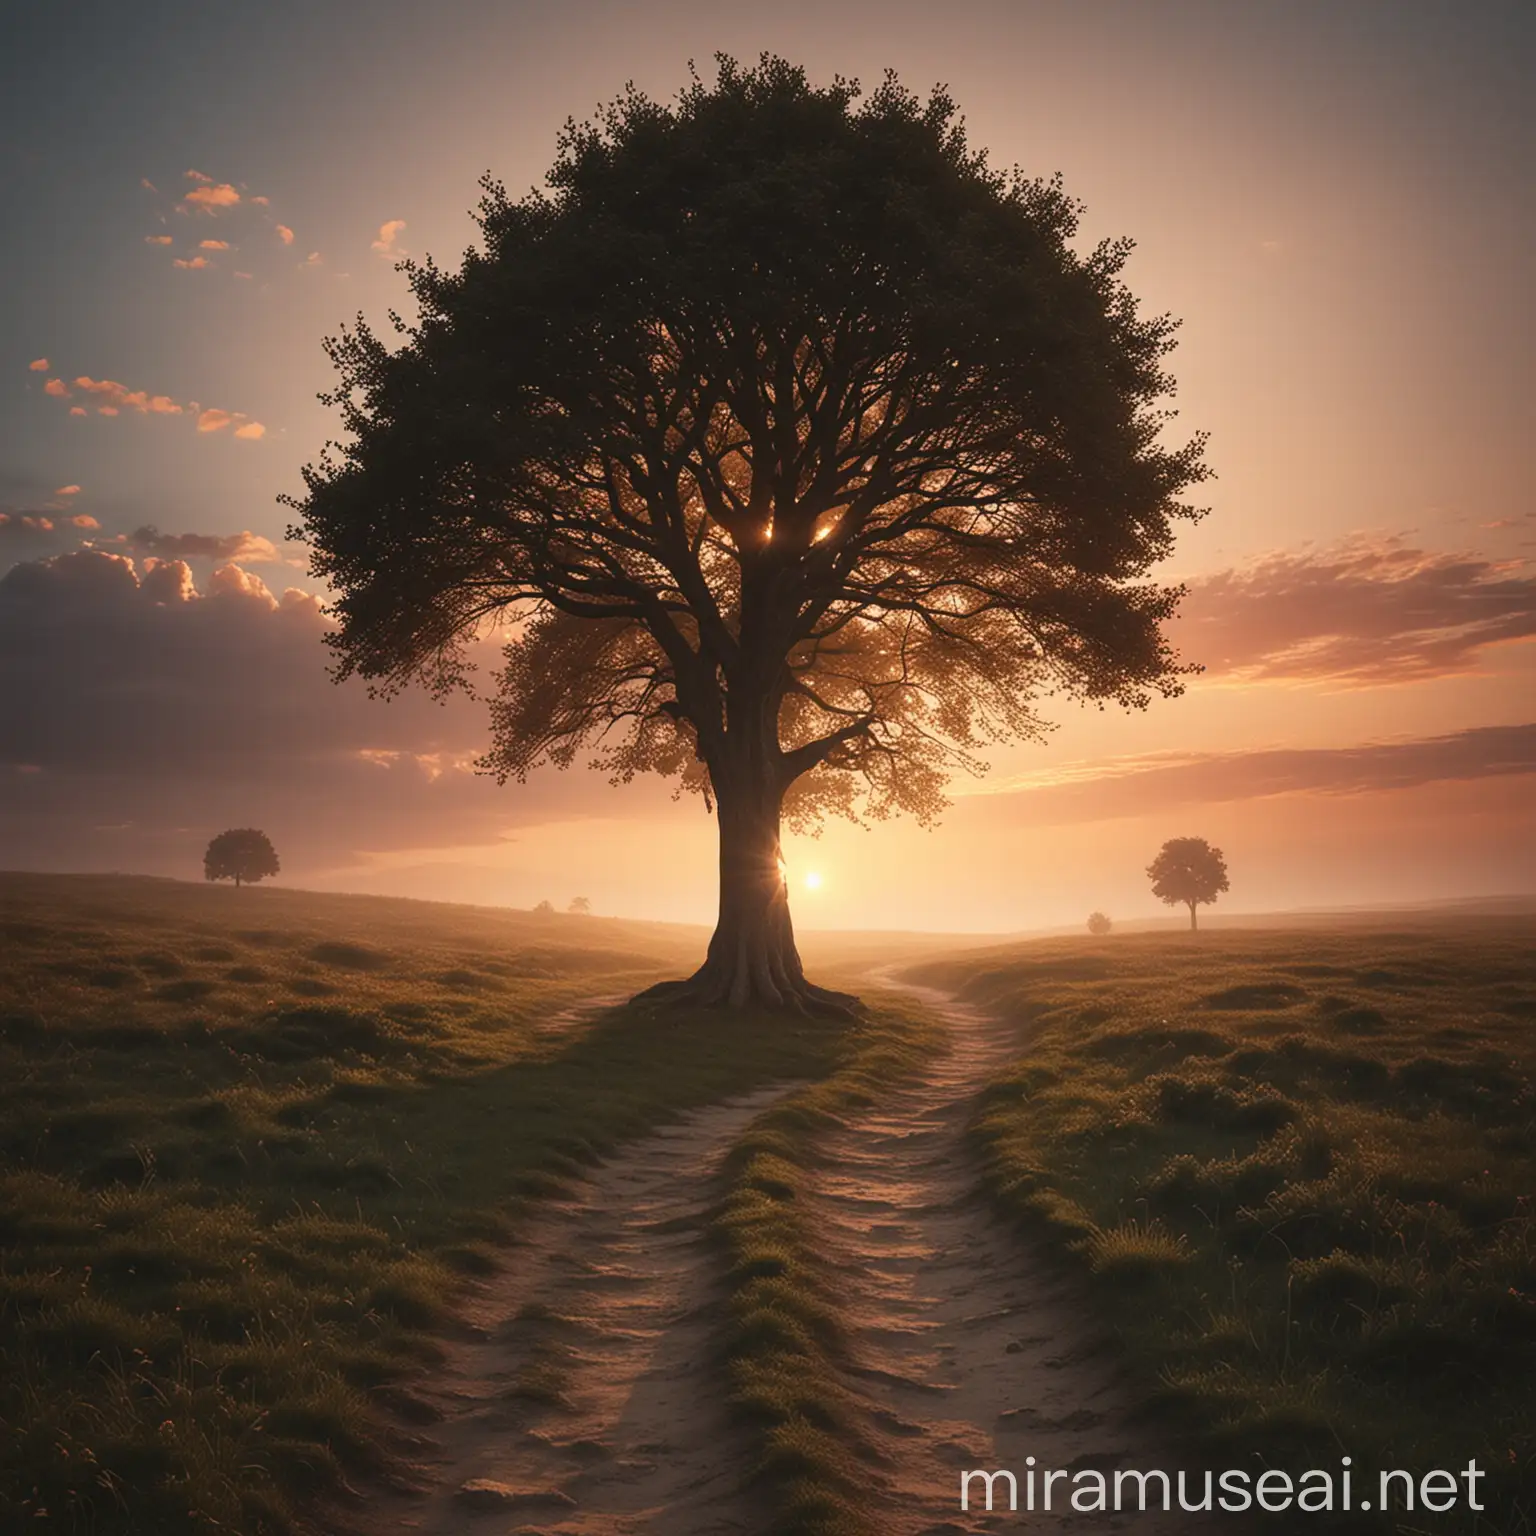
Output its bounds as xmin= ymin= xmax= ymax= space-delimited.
xmin=288 ymin=57 xmax=1209 ymax=1014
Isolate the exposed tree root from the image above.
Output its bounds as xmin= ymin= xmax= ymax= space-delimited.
xmin=631 ymin=967 xmax=865 ymax=1020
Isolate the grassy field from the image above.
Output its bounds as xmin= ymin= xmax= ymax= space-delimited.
xmin=0 ymin=873 xmax=861 ymax=1535
xmin=907 ymin=917 xmax=1536 ymax=1535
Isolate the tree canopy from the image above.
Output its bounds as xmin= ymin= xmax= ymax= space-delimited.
xmin=204 ymin=828 xmax=280 ymax=888
xmin=288 ymin=56 xmax=1209 ymax=1011
xmin=1147 ymin=837 xmax=1229 ymax=930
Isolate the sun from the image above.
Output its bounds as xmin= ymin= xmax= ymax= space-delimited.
xmin=803 ymin=870 xmax=823 ymax=891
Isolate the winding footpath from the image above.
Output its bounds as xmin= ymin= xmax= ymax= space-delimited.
xmin=381 ymin=978 xmax=1237 ymax=1533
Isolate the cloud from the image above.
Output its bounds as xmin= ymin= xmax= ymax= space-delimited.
xmin=250 ymin=195 xmax=270 ymax=207
xmin=275 ymin=224 xmax=294 ymax=245
xmin=69 ymin=407 xmax=86 ymax=417
xmin=72 ymin=378 xmax=183 ymax=414
xmin=122 ymin=526 xmax=282 ymax=563
xmin=0 ymin=549 xmax=603 ymax=872
xmin=173 ymin=256 xmax=211 ymax=270
xmin=198 ymin=239 xmax=231 ymax=251
xmin=982 ymin=725 xmax=1536 ymax=825
xmin=69 ymin=515 xmax=99 ymax=529
xmin=39 ymin=368 xmax=265 ymax=439
xmin=140 ymin=178 xmax=158 ymax=192
xmin=180 ymin=182 xmax=241 ymax=213
xmin=234 ymin=271 xmax=253 ymax=280
xmin=185 ymin=169 xmax=213 ymax=183
xmin=54 ymin=485 xmax=80 ymax=496
xmin=144 ymin=235 xmax=173 ymax=245
xmin=371 ymin=219 xmax=407 ymax=258
xmin=301 ymin=251 xmax=322 ymax=267
xmin=28 ymin=358 xmax=48 ymax=371
xmin=1176 ymin=536 xmax=1536 ymax=684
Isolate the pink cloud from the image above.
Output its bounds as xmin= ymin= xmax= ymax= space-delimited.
xmin=44 ymin=378 xmax=70 ymax=398
xmin=127 ymin=526 xmax=282 ymax=563
xmin=371 ymin=219 xmax=407 ymax=258
xmin=28 ymin=358 xmax=48 ymax=371
xmin=144 ymin=235 xmax=173 ymax=245
xmin=233 ymin=421 xmax=265 ymax=440
xmin=173 ymin=256 xmax=211 ymax=270
xmin=250 ymin=195 xmax=270 ymax=207
xmin=69 ymin=406 xmax=87 ymax=417
xmin=68 ymin=515 xmax=99 ymax=530
xmin=54 ymin=485 xmax=81 ymax=496
xmin=1176 ymin=535 xmax=1536 ymax=685
xmin=198 ymin=239 xmax=230 ymax=251
xmin=184 ymin=169 xmax=213 ymax=183
xmin=195 ymin=408 xmax=235 ymax=432
xmin=140 ymin=178 xmax=158 ymax=192
xmin=275 ymin=224 xmax=294 ymax=245
xmin=233 ymin=271 xmax=253 ymax=280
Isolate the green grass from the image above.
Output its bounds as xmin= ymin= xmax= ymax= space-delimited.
xmin=712 ymin=988 xmax=944 ymax=1536
xmin=907 ymin=917 xmax=1536 ymax=1535
xmin=0 ymin=874 xmax=856 ymax=1535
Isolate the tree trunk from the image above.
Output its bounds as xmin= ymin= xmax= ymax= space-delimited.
xmin=1188 ymin=901 xmax=1197 ymax=931
xmin=235 ymin=874 xmax=242 ymax=888
xmin=632 ymin=762 xmax=860 ymax=1017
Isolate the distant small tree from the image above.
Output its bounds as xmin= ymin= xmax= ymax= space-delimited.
xmin=568 ymin=896 xmax=592 ymax=915
xmin=204 ymin=828 xmax=280 ymax=888
xmin=1087 ymin=911 xmax=1112 ymax=936
xmin=533 ymin=899 xmax=556 ymax=915
xmin=1147 ymin=837 xmax=1229 ymax=931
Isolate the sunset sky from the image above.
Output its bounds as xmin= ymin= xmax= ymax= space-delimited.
xmin=2 ymin=0 xmax=1532 ymax=932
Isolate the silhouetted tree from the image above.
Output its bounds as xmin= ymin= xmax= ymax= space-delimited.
xmin=204 ymin=828 xmax=280 ymax=888
xmin=568 ymin=896 xmax=592 ymax=915
xmin=1147 ymin=837 xmax=1229 ymax=930
xmin=533 ymin=899 xmax=556 ymax=915
xmin=288 ymin=57 xmax=1208 ymax=1014
xmin=1087 ymin=911 xmax=1112 ymax=935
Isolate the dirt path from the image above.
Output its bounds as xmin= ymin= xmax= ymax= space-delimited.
xmin=825 ymin=977 xmax=1235 ymax=1533
xmin=382 ymin=978 xmax=1237 ymax=1534
xmin=384 ymin=1085 xmax=786 ymax=1535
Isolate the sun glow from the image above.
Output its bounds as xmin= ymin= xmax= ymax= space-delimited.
xmin=804 ymin=870 xmax=823 ymax=891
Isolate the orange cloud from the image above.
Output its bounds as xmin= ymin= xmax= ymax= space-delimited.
xmin=196 ymin=408 xmax=266 ymax=439
xmin=275 ymin=224 xmax=294 ymax=245
xmin=73 ymin=379 xmax=183 ymax=415
xmin=55 ymin=485 xmax=81 ymax=496
xmin=145 ymin=235 xmax=173 ymax=245
xmin=173 ymin=256 xmax=211 ymax=270
xmin=181 ymin=183 xmax=240 ymax=213
xmin=198 ymin=239 xmax=231 ymax=251
xmin=251 ymin=195 xmax=270 ymax=207
xmin=185 ymin=169 xmax=213 ymax=183
xmin=68 ymin=515 xmax=99 ymax=529
xmin=140 ymin=177 xmax=158 ymax=192
xmin=28 ymin=358 xmax=48 ymax=371
xmin=371 ymin=219 xmax=407 ymax=258
xmin=41 ymin=368 xmax=264 ymax=440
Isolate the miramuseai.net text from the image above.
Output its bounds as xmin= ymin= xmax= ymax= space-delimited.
xmin=960 ymin=1459 xmax=1488 ymax=1517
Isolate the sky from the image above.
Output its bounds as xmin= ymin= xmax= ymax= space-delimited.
xmin=2 ymin=0 xmax=1533 ymax=932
